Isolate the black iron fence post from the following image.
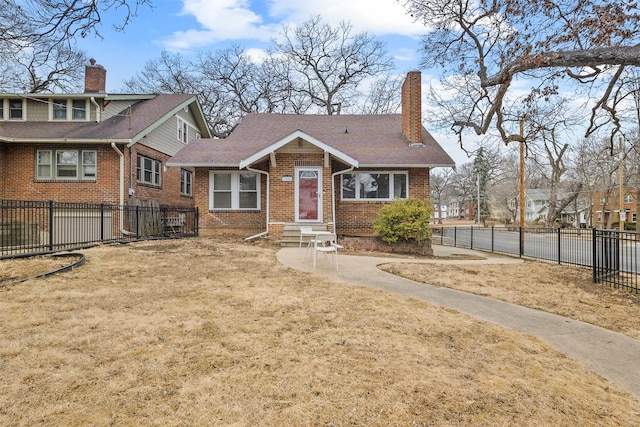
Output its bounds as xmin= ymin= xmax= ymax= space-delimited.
xmin=194 ymin=207 xmax=199 ymax=236
xmin=519 ymin=227 xmax=524 ymax=257
xmin=100 ymin=203 xmax=105 ymax=241
xmin=470 ymin=226 xmax=474 ymax=249
xmin=454 ymin=227 xmax=457 ymax=247
xmin=592 ymin=227 xmax=597 ymax=282
xmin=48 ymin=200 xmax=54 ymax=251
xmin=557 ymin=228 xmax=561 ymax=264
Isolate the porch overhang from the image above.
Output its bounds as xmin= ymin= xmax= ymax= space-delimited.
xmin=238 ymin=130 xmax=359 ymax=169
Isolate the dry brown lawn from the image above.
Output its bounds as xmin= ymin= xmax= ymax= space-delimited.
xmin=1 ymin=236 xmax=639 ymax=426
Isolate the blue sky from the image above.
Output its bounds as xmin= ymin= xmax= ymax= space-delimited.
xmin=77 ymin=0 xmax=474 ymax=164
xmin=78 ymin=0 xmax=426 ymax=91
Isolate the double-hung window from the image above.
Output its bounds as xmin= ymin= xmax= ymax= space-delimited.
xmin=210 ymin=171 xmax=259 ymax=210
xmin=177 ymin=117 xmax=188 ymax=143
xmin=136 ymin=155 xmax=161 ymax=186
xmin=53 ymin=100 xmax=67 ymax=120
xmin=36 ymin=149 xmax=97 ymax=180
xmin=341 ymin=171 xmax=408 ymax=201
xmin=180 ymin=169 xmax=193 ymax=196
xmin=72 ymin=99 xmax=87 ymax=119
xmin=8 ymin=99 xmax=23 ymax=119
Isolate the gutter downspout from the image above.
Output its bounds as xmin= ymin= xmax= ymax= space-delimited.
xmin=90 ymin=97 xmax=101 ymax=122
xmin=111 ymin=142 xmax=134 ymax=235
xmin=244 ymin=166 xmax=270 ymax=241
xmin=332 ymin=165 xmax=354 ymax=235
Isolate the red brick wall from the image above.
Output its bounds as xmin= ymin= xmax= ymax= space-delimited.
xmin=84 ymin=64 xmax=106 ymax=93
xmin=192 ymin=154 xmax=431 ymax=239
xmin=132 ymin=145 xmax=194 ymax=208
xmin=1 ymin=143 xmax=193 ymax=207
xmin=193 ymin=164 xmax=268 ymax=233
xmin=335 ymin=167 xmax=430 ymax=236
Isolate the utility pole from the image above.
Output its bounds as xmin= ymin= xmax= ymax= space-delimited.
xmin=619 ymin=135 xmax=625 ymax=232
xmin=519 ymin=118 xmax=525 ymax=255
xmin=477 ymin=173 xmax=481 ymax=225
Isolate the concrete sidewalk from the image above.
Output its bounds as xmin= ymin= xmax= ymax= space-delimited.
xmin=276 ymin=244 xmax=640 ymax=400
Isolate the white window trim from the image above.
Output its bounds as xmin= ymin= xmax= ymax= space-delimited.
xmin=177 ymin=117 xmax=188 ymax=143
xmin=48 ymin=99 xmax=89 ymax=121
xmin=209 ymin=171 xmax=260 ymax=211
xmin=341 ymin=171 xmax=408 ymax=201
xmin=136 ymin=155 xmax=162 ymax=186
xmin=180 ymin=169 xmax=193 ymax=196
xmin=36 ymin=149 xmax=97 ymax=180
xmin=4 ymin=98 xmax=26 ymax=120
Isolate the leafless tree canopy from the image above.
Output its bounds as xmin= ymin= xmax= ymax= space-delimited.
xmin=0 ymin=0 xmax=149 ymax=93
xmin=401 ymin=0 xmax=640 ymax=148
xmin=124 ymin=16 xmax=399 ymax=137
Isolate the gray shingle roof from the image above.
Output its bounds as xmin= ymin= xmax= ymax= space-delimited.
xmin=168 ymin=113 xmax=455 ymax=168
xmin=0 ymin=94 xmax=198 ymax=143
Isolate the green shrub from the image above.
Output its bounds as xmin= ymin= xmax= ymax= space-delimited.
xmin=373 ymin=198 xmax=433 ymax=244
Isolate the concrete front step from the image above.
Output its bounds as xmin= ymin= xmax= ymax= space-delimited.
xmin=278 ymin=223 xmax=330 ymax=247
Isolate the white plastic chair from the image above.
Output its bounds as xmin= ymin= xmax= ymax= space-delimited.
xmin=313 ymin=233 xmax=342 ymax=271
xmin=299 ymin=226 xmax=321 ymax=260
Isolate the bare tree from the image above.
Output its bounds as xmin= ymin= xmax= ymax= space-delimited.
xmin=0 ymin=44 xmax=87 ymax=92
xmin=430 ymin=168 xmax=453 ymax=224
xmin=401 ymin=0 xmax=640 ymax=148
xmin=273 ymin=15 xmax=394 ymax=114
xmin=0 ymin=0 xmax=150 ymax=49
xmin=1 ymin=0 xmax=148 ymax=93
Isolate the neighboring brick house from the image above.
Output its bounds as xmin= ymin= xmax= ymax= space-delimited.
xmin=167 ymin=71 xmax=455 ymax=239
xmin=0 ymin=60 xmax=211 ymax=208
xmin=593 ymin=188 xmax=637 ymax=227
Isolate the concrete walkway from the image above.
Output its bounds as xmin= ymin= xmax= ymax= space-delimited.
xmin=276 ymin=244 xmax=640 ymax=400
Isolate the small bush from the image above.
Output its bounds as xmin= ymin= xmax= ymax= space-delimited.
xmin=373 ymin=198 xmax=433 ymax=244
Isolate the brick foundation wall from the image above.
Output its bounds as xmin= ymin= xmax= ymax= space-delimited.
xmin=0 ymin=144 xmax=5 ymax=198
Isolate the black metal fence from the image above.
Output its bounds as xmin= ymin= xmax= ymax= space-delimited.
xmin=431 ymin=226 xmax=639 ymax=293
xmin=0 ymin=199 xmax=198 ymax=259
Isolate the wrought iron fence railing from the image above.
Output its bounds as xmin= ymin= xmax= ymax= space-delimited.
xmin=0 ymin=199 xmax=198 ymax=259
xmin=431 ymin=226 xmax=638 ymax=293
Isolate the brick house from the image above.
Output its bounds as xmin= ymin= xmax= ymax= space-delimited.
xmin=0 ymin=60 xmax=211 ymax=208
xmin=167 ymin=71 xmax=455 ymax=239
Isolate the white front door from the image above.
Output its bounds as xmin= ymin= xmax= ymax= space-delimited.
xmin=295 ymin=167 xmax=322 ymax=222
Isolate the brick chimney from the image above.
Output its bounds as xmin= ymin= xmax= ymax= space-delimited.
xmin=84 ymin=58 xmax=106 ymax=93
xmin=401 ymin=70 xmax=422 ymax=145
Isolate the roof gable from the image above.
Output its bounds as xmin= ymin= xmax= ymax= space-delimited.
xmin=239 ymin=130 xmax=358 ymax=169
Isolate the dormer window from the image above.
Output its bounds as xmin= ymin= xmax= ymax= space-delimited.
xmin=50 ymin=99 xmax=89 ymax=120
xmin=53 ymin=100 xmax=67 ymax=119
xmin=72 ymin=99 xmax=86 ymax=119
xmin=8 ymin=99 xmax=23 ymax=119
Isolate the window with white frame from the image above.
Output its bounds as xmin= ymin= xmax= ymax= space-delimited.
xmin=72 ymin=99 xmax=87 ymax=119
xmin=50 ymin=99 xmax=88 ymax=120
xmin=210 ymin=171 xmax=259 ymax=210
xmin=136 ymin=155 xmax=161 ymax=186
xmin=8 ymin=99 xmax=23 ymax=119
xmin=341 ymin=171 xmax=407 ymax=200
xmin=52 ymin=100 xmax=67 ymax=119
xmin=624 ymin=193 xmax=634 ymax=203
xmin=180 ymin=169 xmax=192 ymax=196
xmin=177 ymin=117 xmax=188 ymax=143
xmin=36 ymin=149 xmax=97 ymax=180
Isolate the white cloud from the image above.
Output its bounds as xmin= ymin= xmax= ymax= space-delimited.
xmin=268 ymin=0 xmax=425 ymax=36
xmin=163 ymin=0 xmax=425 ymax=52
xmin=163 ymin=0 xmax=276 ymax=51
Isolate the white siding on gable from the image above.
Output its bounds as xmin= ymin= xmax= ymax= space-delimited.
xmin=102 ymin=100 xmax=137 ymax=120
xmin=138 ymin=108 xmax=202 ymax=156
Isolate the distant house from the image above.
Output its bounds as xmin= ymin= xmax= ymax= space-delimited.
xmin=0 ymin=59 xmax=211 ymax=208
xmin=167 ymin=71 xmax=455 ymax=239
xmin=593 ymin=188 xmax=637 ymax=227
xmin=509 ymin=189 xmax=583 ymax=226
